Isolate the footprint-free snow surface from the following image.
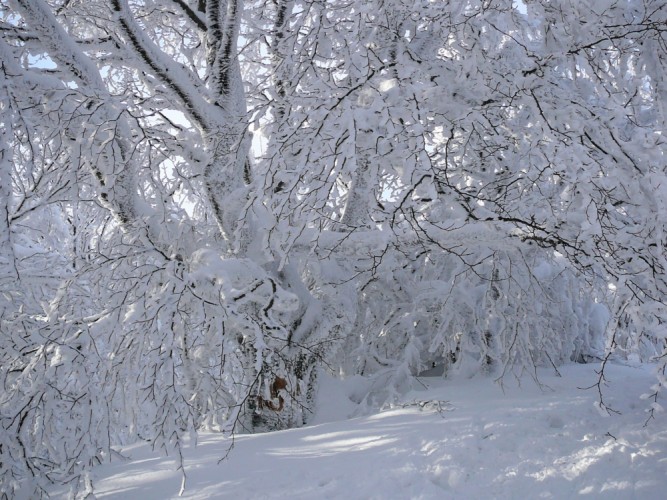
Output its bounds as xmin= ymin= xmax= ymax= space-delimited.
xmin=64 ymin=363 xmax=667 ymax=499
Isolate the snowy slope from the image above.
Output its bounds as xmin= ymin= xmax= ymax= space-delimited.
xmin=54 ymin=363 xmax=667 ymax=499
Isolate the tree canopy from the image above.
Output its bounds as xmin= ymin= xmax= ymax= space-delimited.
xmin=1 ymin=0 xmax=666 ymax=497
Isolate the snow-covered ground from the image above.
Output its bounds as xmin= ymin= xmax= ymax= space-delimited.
xmin=59 ymin=363 xmax=667 ymax=499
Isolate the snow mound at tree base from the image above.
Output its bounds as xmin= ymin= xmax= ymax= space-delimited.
xmin=48 ymin=363 xmax=667 ymax=499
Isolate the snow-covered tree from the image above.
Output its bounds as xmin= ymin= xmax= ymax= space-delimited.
xmin=1 ymin=0 xmax=666 ymax=497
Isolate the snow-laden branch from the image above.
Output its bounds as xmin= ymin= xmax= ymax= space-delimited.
xmin=110 ymin=0 xmax=214 ymax=132
xmin=11 ymin=0 xmax=105 ymax=87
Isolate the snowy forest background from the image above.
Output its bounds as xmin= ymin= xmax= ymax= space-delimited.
xmin=1 ymin=0 xmax=666 ymax=497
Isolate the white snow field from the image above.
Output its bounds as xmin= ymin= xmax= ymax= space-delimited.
xmin=60 ymin=363 xmax=667 ymax=499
